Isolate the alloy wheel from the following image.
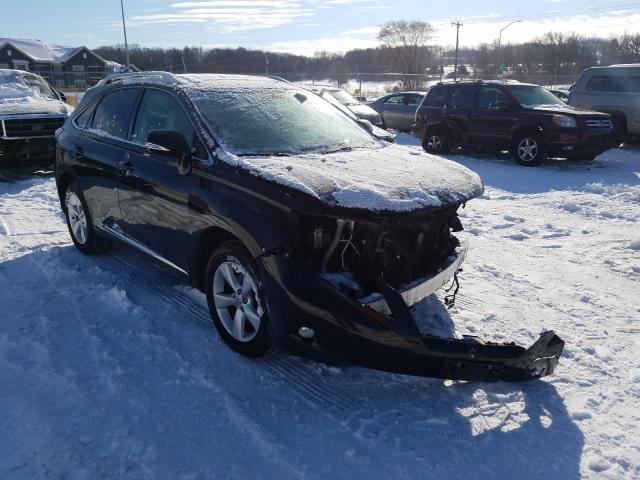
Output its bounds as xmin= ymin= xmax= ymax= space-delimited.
xmin=66 ymin=191 xmax=88 ymax=245
xmin=517 ymin=138 xmax=539 ymax=162
xmin=212 ymin=259 xmax=264 ymax=343
xmin=427 ymin=135 xmax=442 ymax=151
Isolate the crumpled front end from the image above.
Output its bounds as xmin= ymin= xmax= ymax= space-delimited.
xmin=256 ymin=203 xmax=564 ymax=382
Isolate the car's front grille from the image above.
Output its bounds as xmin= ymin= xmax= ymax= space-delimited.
xmin=585 ymin=119 xmax=613 ymax=129
xmin=2 ymin=117 xmax=65 ymax=138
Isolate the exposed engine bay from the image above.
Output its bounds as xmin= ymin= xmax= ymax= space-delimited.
xmin=297 ymin=205 xmax=465 ymax=298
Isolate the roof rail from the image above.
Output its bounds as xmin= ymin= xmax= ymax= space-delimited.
xmin=99 ymin=71 xmax=177 ymax=86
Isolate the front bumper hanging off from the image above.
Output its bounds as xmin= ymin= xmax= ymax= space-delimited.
xmin=377 ymin=279 xmax=565 ymax=382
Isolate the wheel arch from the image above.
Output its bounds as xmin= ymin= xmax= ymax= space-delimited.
xmin=56 ymin=171 xmax=77 ymax=211
xmin=510 ymin=123 xmax=544 ymax=147
xmin=194 ymin=226 xmax=244 ymax=292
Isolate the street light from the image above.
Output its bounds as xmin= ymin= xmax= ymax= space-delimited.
xmin=496 ymin=20 xmax=521 ymax=77
xmin=120 ymin=0 xmax=131 ymax=72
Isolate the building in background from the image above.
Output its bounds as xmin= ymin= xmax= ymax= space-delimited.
xmin=0 ymin=38 xmax=137 ymax=89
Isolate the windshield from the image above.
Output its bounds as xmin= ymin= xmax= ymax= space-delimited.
xmin=0 ymin=71 xmax=59 ymax=101
xmin=191 ymin=87 xmax=378 ymax=156
xmin=509 ymin=85 xmax=565 ymax=107
xmin=329 ymin=89 xmax=359 ymax=106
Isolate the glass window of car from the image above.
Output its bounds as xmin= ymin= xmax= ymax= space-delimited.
xmin=91 ymin=88 xmax=139 ymax=139
xmin=423 ymin=87 xmax=446 ymax=107
xmin=132 ymin=89 xmax=196 ymax=149
xmin=21 ymin=73 xmax=59 ymax=100
xmin=384 ymin=95 xmax=406 ymax=105
xmin=478 ymin=87 xmax=507 ymax=110
xmin=586 ymin=75 xmax=640 ymax=93
xmin=190 ymin=86 xmax=378 ymax=156
xmin=508 ymin=85 xmax=565 ymax=107
xmin=406 ymin=94 xmax=424 ymax=106
xmin=74 ymin=104 xmax=95 ymax=129
xmin=450 ymin=85 xmax=476 ymax=107
xmin=328 ymin=89 xmax=359 ymax=106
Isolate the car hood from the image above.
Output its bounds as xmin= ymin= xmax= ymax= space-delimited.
xmin=348 ymin=104 xmax=380 ymax=120
xmin=527 ymin=104 xmax=610 ymax=117
xmin=219 ymin=144 xmax=484 ymax=213
xmin=0 ymin=96 xmax=71 ymax=119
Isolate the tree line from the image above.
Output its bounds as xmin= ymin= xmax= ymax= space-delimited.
xmin=94 ymin=24 xmax=640 ymax=84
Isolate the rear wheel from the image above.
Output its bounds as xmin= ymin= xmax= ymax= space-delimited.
xmin=422 ymin=130 xmax=452 ymax=154
xmin=511 ymin=133 xmax=547 ymax=166
xmin=64 ymin=182 xmax=112 ymax=254
xmin=205 ymin=241 xmax=274 ymax=358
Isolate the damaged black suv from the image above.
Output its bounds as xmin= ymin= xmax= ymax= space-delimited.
xmin=56 ymin=73 xmax=564 ymax=382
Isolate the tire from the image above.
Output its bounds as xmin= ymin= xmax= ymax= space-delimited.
xmin=422 ymin=129 xmax=452 ymax=154
xmin=205 ymin=241 xmax=275 ymax=358
xmin=511 ymin=132 xmax=547 ymax=166
xmin=64 ymin=182 xmax=112 ymax=254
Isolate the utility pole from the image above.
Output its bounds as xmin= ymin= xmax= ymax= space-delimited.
xmin=496 ymin=20 xmax=521 ymax=78
xmin=451 ymin=22 xmax=462 ymax=82
xmin=265 ymin=55 xmax=269 ymax=76
xmin=120 ymin=0 xmax=131 ymax=72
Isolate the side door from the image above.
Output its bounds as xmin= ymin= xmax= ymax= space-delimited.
xmin=71 ymin=87 xmax=141 ymax=231
xmin=400 ymin=93 xmax=424 ymax=130
xmin=469 ymin=86 xmax=517 ymax=148
xmin=446 ymin=84 xmax=476 ymax=143
xmin=378 ymin=94 xmax=408 ymax=129
xmin=117 ymin=88 xmax=206 ymax=273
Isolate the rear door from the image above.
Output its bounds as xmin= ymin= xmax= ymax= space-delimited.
xmin=446 ymin=84 xmax=476 ymax=142
xmin=72 ymin=87 xmax=141 ymax=231
xmin=469 ymin=86 xmax=516 ymax=148
xmin=378 ymin=94 xmax=408 ymax=129
xmin=117 ymin=88 xmax=206 ymax=272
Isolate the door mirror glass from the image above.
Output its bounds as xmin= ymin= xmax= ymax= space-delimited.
xmin=146 ymin=130 xmax=192 ymax=175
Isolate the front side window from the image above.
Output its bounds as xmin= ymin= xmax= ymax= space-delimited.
xmin=450 ymin=86 xmax=476 ymax=107
xmin=384 ymin=95 xmax=405 ymax=105
xmin=132 ymin=89 xmax=195 ymax=148
xmin=478 ymin=87 xmax=507 ymax=110
xmin=190 ymin=86 xmax=378 ymax=156
xmin=91 ymin=88 xmax=139 ymax=139
xmin=406 ymin=94 xmax=424 ymax=106
xmin=508 ymin=85 xmax=565 ymax=107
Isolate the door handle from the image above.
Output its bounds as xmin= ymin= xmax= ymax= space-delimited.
xmin=74 ymin=145 xmax=84 ymax=158
xmin=118 ymin=159 xmax=135 ymax=178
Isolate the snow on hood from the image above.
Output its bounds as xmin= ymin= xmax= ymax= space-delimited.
xmin=218 ymin=143 xmax=484 ymax=212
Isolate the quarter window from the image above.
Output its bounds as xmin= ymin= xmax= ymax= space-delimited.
xmin=91 ymin=88 xmax=139 ymax=139
xmin=132 ymin=89 xmax=196 ymax=149
xmin=423 ymin=87 xmax=446 ymax=107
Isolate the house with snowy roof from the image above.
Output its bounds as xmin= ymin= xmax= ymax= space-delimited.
xmin=0 ymin=38 xmax=132 ymax=88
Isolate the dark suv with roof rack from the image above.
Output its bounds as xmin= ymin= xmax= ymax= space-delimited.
xmin=412 ymin=80 xmax=618 ymax=166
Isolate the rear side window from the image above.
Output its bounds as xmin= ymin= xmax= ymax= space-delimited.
xmin=132 ymin=89 xmax=195 ymax=147
xmin=91 ymin=88 xmax=139 ymax=139
xmin=423 ymin=87 xmax=446 ymax=107
xmin=406 ymin=94 xmax=424 ymax=106
xmin=586 ymin=75 xmax=640 ymax=93
xmin=450 ymin=86 xmax=476 ymax=107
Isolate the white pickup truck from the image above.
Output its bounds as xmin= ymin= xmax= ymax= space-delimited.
xmin=0 ymin=69 xmax=72 ymax=167
xmin=569 ymin=65 xmax=640 ymax=143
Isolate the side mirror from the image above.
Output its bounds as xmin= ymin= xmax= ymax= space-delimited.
xmin=145 ymin=130 xmax=192 ymax=176
xmin=58 ymin=91 xmax=67 ymax=103
xmin=358 ymin=119 xmax=374 ymax=133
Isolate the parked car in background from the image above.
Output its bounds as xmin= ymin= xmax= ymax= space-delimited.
xmin=0 ymin=69 xmax=72 ymax=167
xmin=413 ymin=80 xmax=618 ymax=166
xmin=302 ymin=84 xmax=384 ymax=128
xmin=369 ymin=91 xmax=427 ymax=131
xmin=569 ymin=64 xmax=640 ymax=142
xmin=548 ymin=88 xmax=570 ymax=103
xmin=55 ymin=72 xmax=564 ymax=381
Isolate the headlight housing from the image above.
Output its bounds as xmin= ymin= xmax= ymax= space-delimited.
xmin=552 ymin=115 xmax=577 ymax=128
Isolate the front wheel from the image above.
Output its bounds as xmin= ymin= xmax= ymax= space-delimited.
xmin=511 ymin=133 xmax=547 ymax=166
xmin=422 ymin=130 xmax=452 ymax=154
xmin=64 ymin=182 xmax=112 ymax=254
xmin=205 ymin=241 xmax=275 ymax=358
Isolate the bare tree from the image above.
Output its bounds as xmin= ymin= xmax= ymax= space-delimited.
xmin=378 ymin=20 xmax=435 ymax=88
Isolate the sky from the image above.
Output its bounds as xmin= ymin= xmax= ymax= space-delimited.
xmin=1 ymin=0 xmax=639 ymax=56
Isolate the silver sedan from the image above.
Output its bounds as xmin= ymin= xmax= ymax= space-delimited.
xmin=369 ymin=92 xmax=427 ymax=132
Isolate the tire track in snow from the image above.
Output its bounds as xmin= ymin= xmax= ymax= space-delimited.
xmin=93 ymin=252 xmax=361 ymax=415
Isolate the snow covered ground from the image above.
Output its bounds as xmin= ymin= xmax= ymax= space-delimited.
xmin=0 ymin=140 xmax=639 ymax=479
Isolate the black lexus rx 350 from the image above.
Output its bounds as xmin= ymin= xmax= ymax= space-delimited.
xmin=55 ymin=73 xmax=564 ymax=382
